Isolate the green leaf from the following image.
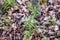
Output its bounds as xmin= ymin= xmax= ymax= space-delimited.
xmin=1 ymin=0 xmax=18 ymax=14
xmin=28 ymin=6 xmax=39 ymax=16
xmin=57 ymin=30 xmax=60 ymax=34
xmin=30 ymin=23 xmax=35 ymax=29
xmin=24 ymin=31 xmax=31 ymax=38
xmin=0 ymin=22 xmax=4 ymax=26
xmin=42 ymin=37 xmax=48 ymax=40
xmin=58 ymin=38 xmax=60 ymax=40
xmin=47 ymin=16 xmax=56 ymax=25
xmin=29 ymin=15 xmax=34 ymax=21
xmin=3 ymin=18 xmax=12 ymax=26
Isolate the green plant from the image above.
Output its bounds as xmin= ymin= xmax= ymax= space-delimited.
xmin=56 ymin=30 xmax=60 ymax=34
xmin=47 ymin=16 xmax=56 ymax=25
xmin=23 ymin=31 xmax=32 ymax=40
xmin=24 ymin=31 xmax=31 ymax=38
xmin=22 ymin=1 xmax=40 ymax=40
xmin=22 ymin=15 xmax=40 ymax=30
xmin=1 ymin=0 xmax=18 ymax=15
xmin=3 ymin=18 xmax=12 ymax=26
xmin=58 ymin=37 xmax=60 ymax=40
xmin=0 ymin=22 xmax=4 ymax=26
xmin=28 ymin=6 xmax=39 ymax=16
xmin=42 ymin=37 xmax=48 ymax=40
xmin=28 ymin=0 xmax=40 ymax=16
xmin=22 ymin=15 xmax=40 ymax=39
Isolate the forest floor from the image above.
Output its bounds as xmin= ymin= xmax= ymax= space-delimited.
xmin=0 ymin=0 xmax=60 ymax=40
